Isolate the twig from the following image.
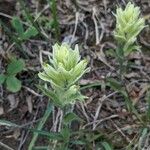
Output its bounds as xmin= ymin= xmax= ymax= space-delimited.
xmin=22 ymin=86 xmax=43 ymax=97
xmin=0 ymin=12 xmax=29 ymax=26
xmin=79 ymin=102 xmax=90 ymax=122
xmin=34 ymin=4 xmax=49 ymax=22
xmin=111 ymin=120 xmax=131 ymax=143
xmin=0 ymin=141 xmax=14 ymax=150
xmin=51 ymin=108 xmax=61 ymax=132
xmin=92 ymin=7 xmax=100 ymax=45
xmin=92 ymin=91 xmax=118 ymax=130
xmin=83 ymin=114 xmax=118 ymax=128
xmin=71 ymin=12 xmax=79 ymax=44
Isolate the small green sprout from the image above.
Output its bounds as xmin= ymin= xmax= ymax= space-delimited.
xmin=114 ymin=2 xmax=145 ymax=56
xmin=11 ymin=17 xmax=38 ymax=41
xmin=38 ymin=43 xmax=90 ymax=107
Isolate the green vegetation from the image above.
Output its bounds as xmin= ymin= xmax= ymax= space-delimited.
xmin=11 ymin=17 xmax=38 ymax=42
xmin=0 ymin=1 xmax=149 ymax=150
xmin=0 ymin=58 xmax=25 ymax=92
xmin=38 ymin=43 xmax=89 ymax=107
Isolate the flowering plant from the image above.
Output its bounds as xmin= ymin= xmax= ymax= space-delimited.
xmin=38 ymin=43 xmax=89 ymax=107
xmin=114 ymin=2 xmax=145 ymax=56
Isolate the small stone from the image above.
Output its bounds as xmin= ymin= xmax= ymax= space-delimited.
xmin=0 ymin=106 xmax=4 ymax=116
xmin=122 ymin=109 xmax=127 ymax=112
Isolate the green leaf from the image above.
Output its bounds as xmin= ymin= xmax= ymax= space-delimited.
xmin=87 ymin=133 xmax=102 ymax=142
xmin=6 ymin=76 xmax=21 ymax=92
xmin=106 ymin=78 xmax=134 ymax=111
xmin=11 ymin=17 xmax=24 ymax=36
xmin=101 ymin=142 xmax=113 ymax=150
xmin=61 ymin=127 xmax=70 ymax=141
xmin=107 ymin=78 xmax=122 ymax=89
xmin=106 ymin=78 xmax=127 ymax=96
xmin=28 ymin=129 xmax=62 ymax=140
xmin=71 ymin=140 xmax=86 ymax=145
xmin=66 ymin=92 xmax=87 ymax=105
xmin=22 ymin=26 xmax=38 ymax=40
xmin=138 ymin=128 xmax=148 ymax=149
xmin=146 ymin=91 xmax=150 ymax=119
xmin=7 ymin=59 xmax=25 ymax=75
xmin=63 ymin=112 xmax=82 ymax=125
xmin=28 ymin=103 xmax=53 ymax=150
xmin=80 ymin=81 xmax=102 ymax=90
xmin=0 ymin=74 xmax=6 ymax=84
xmin=37 ymin=85 xmax=62 ymax=107
xmin=32 ymin=146 xmax=49 ymax=150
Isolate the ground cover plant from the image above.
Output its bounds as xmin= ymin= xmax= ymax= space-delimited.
xmin=0 ymin=57 xmax=25 ymax=92
xmin=0 ymin=0 xmax=150 ymax=150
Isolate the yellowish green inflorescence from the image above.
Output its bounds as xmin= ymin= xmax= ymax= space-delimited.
xmin=114 ymin=2 xmax=145 ymax=56
xmin=38 ymin=43 xmax=90 ymax=107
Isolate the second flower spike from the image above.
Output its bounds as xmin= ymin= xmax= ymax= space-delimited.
xmin=114 ymin=2 xmax=145 ymax=56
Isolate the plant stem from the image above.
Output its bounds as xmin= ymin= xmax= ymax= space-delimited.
xmin=116 ymin=47 xmax=144 ymax=124
xmin=48 ymin=0 xmax=60 ymax=42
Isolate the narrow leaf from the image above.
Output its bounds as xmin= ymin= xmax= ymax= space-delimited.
xmin=101 ymin=142 xmax=113 ymax=150
xmin=22 ymin=26 xmax=38 ymax=40
xmin=71 ymin=140 xmax=86 ymax=145
xmin=28 ymin=128 xmax=62 ymax=140
xmin=106 ymin=78 xmax=127 ymax=96
xmin=28 ymin=103 xmax=53 ymax=150
xmin=11 ymin=17 xmax=24 ymax=36
xmin=63 ymin=112 xmax=82 ymax=125
xmin=32 ymin=146 xmax=49 ymax=150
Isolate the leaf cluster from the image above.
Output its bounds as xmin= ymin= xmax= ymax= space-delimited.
xmin=0 ymin=58 xmax=25 ymax=92
xmin=11 ymin=17 xmax=38 ymax=41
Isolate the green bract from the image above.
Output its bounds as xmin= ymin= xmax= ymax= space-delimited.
xmin=38 ymin=43 xmax=89 ymax=107
xmin=114 ymin=2 xmax=145 ymax=56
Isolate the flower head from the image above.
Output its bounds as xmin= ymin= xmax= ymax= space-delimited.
xmin=38 ymin=43 xmax=89 ymax=107
xmin=39 ymin=43 xmax=89 ymax=88
xmin=52 ymin=43 xmax=80 ymax=71
xmin=114 ymin=2 xmax=145 ymax=56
